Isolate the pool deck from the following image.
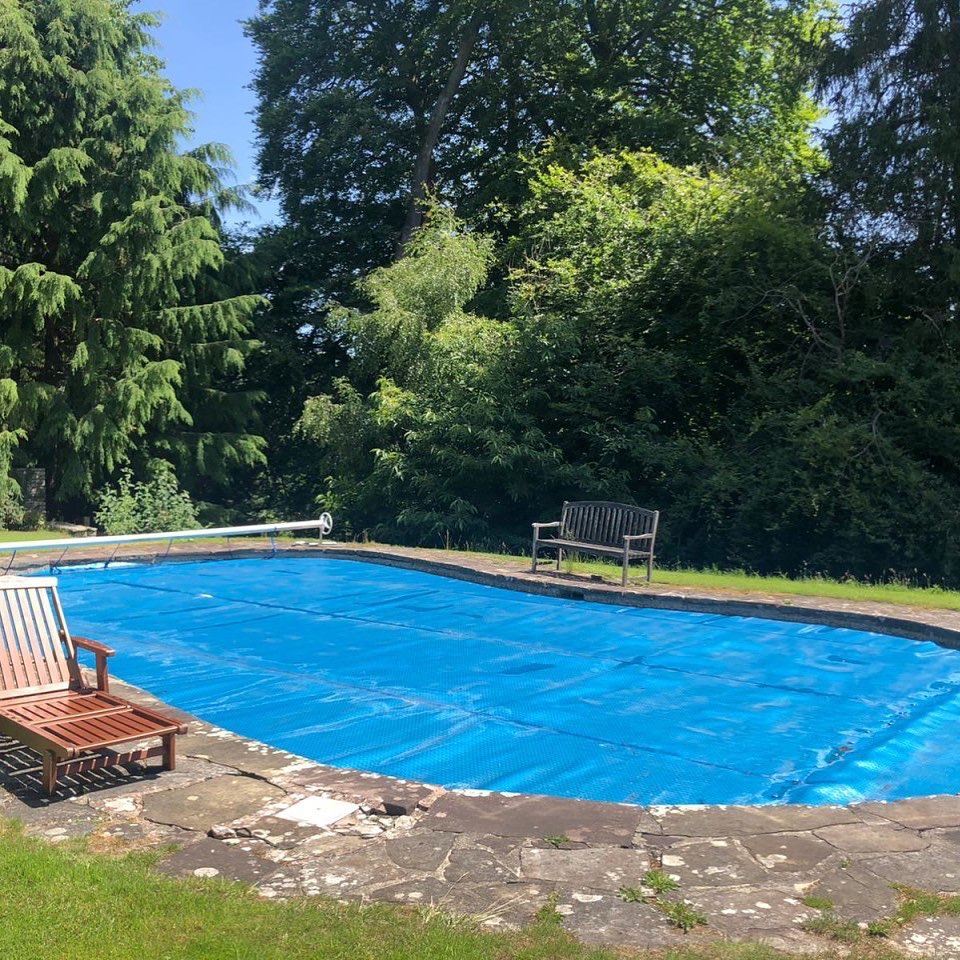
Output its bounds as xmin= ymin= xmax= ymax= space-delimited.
xmin=3 ymin=541 xmax=960 ymax=956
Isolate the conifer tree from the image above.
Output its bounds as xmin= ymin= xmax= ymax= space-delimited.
xmin=0 ymin=0 xmax=265 ymax=512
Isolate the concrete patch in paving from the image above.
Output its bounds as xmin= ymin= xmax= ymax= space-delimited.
xmin=157 ymin=836 xmax=276 ymax=884
xmin=815 ymin=821 xmax=928 ymax=854
xmin=142 ymin=774 xmax=286 ymax=832
xmin=520 ymin=846 xmax=651 ymax=886
xmin=275 ymin=795 xmax=358 ymax=827
xmin=741 ymin=831 xmax=835 ymax=872
xmin=420 ymin=792 xmax=640 ymax=845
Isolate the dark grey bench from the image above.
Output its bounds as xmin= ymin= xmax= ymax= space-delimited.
xmin=531 ymin=500 xmax=660 ymax=585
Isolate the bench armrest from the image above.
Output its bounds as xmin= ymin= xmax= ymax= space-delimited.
xmin=532 ymin=521 xmax=561 ymax=532
xmin=73 ymin=635 xmax=115 ymax=692
xmin=623 ymin=533 xmax=654 ymax=543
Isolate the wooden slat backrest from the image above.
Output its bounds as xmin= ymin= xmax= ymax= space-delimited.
xmin=560 ymin=501 xmax=657 ymax=547
xmin=0 ymin=577 xmax=76 ymax=699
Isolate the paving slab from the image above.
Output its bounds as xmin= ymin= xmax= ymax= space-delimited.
xmin=520 ymin=846 xmax=650 ymax=887
xmin=891 ymin=915 xmax=960 ymax=957
xmin=177 ymin=726 xmax=307 ymax=780
xmin=420 ymin=792 xmax=640 ymax=845
xmin=157 ymin=837 xmax=276 ymax=884
xmin=806 ymin=864 xmax=899 ymax=922
xmin=384 ymin=831 xmax=456 ymax=872
xmin=142 ymin=774 xmax=286 ymax=832
xmin=444 ymin=834 xmax=522 ymax=883
xmin=652 ymin=804 xmax=859 ymax=837
xmin=282 ymin=766 xmax=436 ymax=815
xmin=367 ymin=876 xmax=554 ymax=927
xmin=660 ymin=838 xmax=769 ymax=886
xmin=860 ymin=842 xmax=960 ymax=893
xmin=741 ymin=832 xmax=835 ymax=872
xmin=857 ymin=796 xmax=960 ymax=830
xmin=684 ymin=886 xmax=823 ymax=955
xmin=815 ymin=821 xmax=928 ymax=854
xmin=555 ymin=893 xmax=693 ymax=949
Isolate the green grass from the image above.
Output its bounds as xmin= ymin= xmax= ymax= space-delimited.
xmin=460 ymin=548 xmax=960 ymax=611
xmin=0 ymin=820 xmax=912 ymax=960
xmin=0 ymin=529 xmax=64 ymax=543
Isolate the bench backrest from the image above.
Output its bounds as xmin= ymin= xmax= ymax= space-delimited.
xmin=560 ymin=501 xmax=658 ymax=547
xmin=0 ymin=577 xmax=79 ymax=700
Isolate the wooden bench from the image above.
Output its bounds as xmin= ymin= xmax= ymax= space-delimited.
xmin=531 ymin=501 xmax=660 ymax=586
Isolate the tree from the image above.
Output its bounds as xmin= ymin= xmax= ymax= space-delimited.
xmin=247 ymin=0 xmax=829 ymax=303
xmin=0 ymin=0 xmax=265 ymax=512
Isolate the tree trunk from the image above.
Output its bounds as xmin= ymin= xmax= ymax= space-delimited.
xmin=398 ymin=14 xmax=482 ymax=252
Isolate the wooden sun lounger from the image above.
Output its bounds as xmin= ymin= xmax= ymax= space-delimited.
xmin=0 ymin=577 xmax=186 ymax=795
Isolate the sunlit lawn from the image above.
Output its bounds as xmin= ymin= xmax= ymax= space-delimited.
xmin=458 ymin=549 xmax=960 ymax=611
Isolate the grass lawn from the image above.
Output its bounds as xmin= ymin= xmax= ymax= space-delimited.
xmin=0 ymin=529 xmax=66 ymax=543
xmin=0 ymin=821 xmax=909 ymax=960
xmin=463 ymin=550 xmax=960 ymax=612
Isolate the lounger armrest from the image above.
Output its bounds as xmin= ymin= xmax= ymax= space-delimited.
xmin=532 ymin=521 xmax=561 ymax=533
xmin=73 ymin=636 xmax=115 ymax=692
xmin=73 ymin=636 xmax=116 ymax=657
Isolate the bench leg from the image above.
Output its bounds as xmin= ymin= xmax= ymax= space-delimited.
xmin=556 ymin=548 xmax=563 ymax=571
xmin=622 ymin=552 xmax=630 ymax=588
xmin=42 ymin=753 xmax=58 ymax=795
xmin=646 ymin=553 xmax=654 ymax=582
xmin=530 ymin=539 xmax=538 ymax=572
xmin=161 ymin=734 xmax=176 ymax=772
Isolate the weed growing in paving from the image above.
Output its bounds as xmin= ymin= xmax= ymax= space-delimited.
xmin=800 ymin=895 xmax=835 ymax=911
xmin=544 ymin=835 xmax=571 ymax=849
xmin=801 ymin=913 xmax=862 ymax=944
xmin=617 ymin=887 xmax=644 ymax=903
xmin=660 ymin=901 xmax=709 ymax=933
xmin=642 ymin=869 xmax=680 ymax=894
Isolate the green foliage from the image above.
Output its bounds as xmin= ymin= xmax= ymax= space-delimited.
xmin=800 ymin=912 xmax=862 ymax=944
xmin=0 ymin=0 xmax=265 ymax=511
xmin=642 ymin=870 xmax=680 ymax=895
xmin=659 ymin=901 xmax=709 ymax=933
xmin=95 ymin=467 xmax=199 ymax=535
xmin=800 ymin=895 xmax=835 ymax=911
xmin=617 ymin=887 xmax=645 ymax=903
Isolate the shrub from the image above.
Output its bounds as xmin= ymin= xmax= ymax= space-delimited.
xmin=95 ymin=468 xmax=199 ymax=535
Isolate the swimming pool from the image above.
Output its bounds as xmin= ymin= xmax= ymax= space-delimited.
xmin=55 ymin=556 xmax=960 ymax=806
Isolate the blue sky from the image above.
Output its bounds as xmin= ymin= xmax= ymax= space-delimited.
xmin=134 ymin=0 xmax=281 ymax=225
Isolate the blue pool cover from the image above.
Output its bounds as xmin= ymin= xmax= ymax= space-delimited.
xmin=54 ymin=557 xmax=960 ymax=806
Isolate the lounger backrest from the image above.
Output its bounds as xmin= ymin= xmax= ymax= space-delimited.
xmin=0 ymin=577 xmax=77 ymax=699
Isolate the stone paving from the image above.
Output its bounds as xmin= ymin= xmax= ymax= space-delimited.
xmin=3 ymin=543 xmax=960 ymax=956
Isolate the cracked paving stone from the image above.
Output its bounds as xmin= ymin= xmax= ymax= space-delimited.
xmin=142 ymin=774 xmax=286 ymax=832
xmin=420 ymin=792 xmax=640 ymax=845
xmin=651 ymin=805 xmax=858 ymax=838
xmin=856 ymin=796 xmax=960 ymax=831
xmin=891 ymin=915 xmax=960 ymax=958
xmin=367 ymin=876 xmax=553 ymax=927
xmin=741 ymin=832 xmax=835 ymax=872
xmin=178 ymin=727 xmax=306 ymax=780
xmin=520 ymin=846 xmax=650 ymax=887
xmin=859 ymin=842 xmax=960 ymax=893
xmin=259 ymin=841 xmax=409 ymax=897
xmin=156 ymin=837 xmax=276 ymax=883
xmin=283 ymin=766 xmax=434 ymax=815
xmin=557 ymin=893 xmax=692 ymax=949
xmin=385 ymin=831 xmax=456 ymax=871
xmin=806 ymin=865 xmax=899 ymax=923
xmin=814 ymin=821 xmax=928 ymax=854
xmin=684 ymin=886 xmax=823 ymax=955
xmin=659 ymin=838 xmax=769 ymax=886
xmin=444 ymin=836 xmax=522 ymax=883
